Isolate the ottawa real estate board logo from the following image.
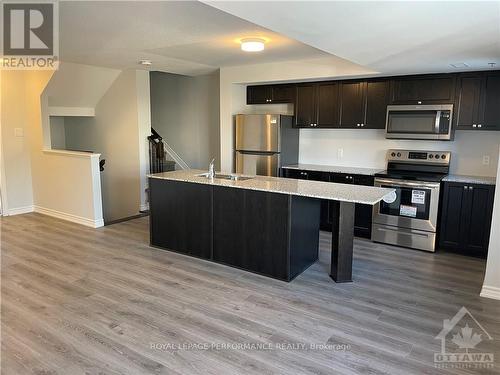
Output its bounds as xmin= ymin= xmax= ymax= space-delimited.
xmin=435 ymin=306 xmax=494 ymax=369
xmin=1 ymin=1 xmax=59 ymax=70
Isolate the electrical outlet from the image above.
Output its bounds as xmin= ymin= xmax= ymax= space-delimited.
xmin=482 ymin=155 xmax=490 ymax=166
xmin=337 ymin=148 xmax=343 ymax=160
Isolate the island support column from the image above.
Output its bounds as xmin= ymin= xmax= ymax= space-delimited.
xmin=330 ymin=201 xmax=355 ymax=282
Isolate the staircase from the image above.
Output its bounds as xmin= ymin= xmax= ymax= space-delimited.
xmin=148 ymin=128 xmax=188 ymax=173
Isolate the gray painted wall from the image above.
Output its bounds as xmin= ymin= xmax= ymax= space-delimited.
xmin=150 ymin=71 xmax=220 ymax=169
xmin=49 ymin=116 xmax=66 ymax=150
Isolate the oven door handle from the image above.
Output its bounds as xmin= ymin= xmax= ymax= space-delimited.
xmin=374 ymin=178 xmax=440 ymax=189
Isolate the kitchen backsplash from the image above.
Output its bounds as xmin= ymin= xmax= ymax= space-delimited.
xmin=299 ymin=129 xmax=500 ymax=177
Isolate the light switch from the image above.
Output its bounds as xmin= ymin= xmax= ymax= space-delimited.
xmin=337 ymin=148 xmax=344 ymax=160
xmin=482 ymin=155 xmax=490 ymax=166
xmin=14 ymin=128 xmax=24 ymax=137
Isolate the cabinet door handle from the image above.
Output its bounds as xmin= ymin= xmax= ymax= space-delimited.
xmin=463 ymin=186 xmax=468 ymax=190
xmin=417 ymin=101 xmax=422 ymax=104
xmin=472 ymin=124 xmax=477 ymax=128
xmin=357 ymin=123 xmax=360 ymax=127
xmin=469 ymin=186 xmax=473 ymax=190
xmin=478 ymin=124 xmax=482 ymax=128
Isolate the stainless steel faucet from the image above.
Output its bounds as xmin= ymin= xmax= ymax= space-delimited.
xmin=208 ymin=158 xmax=215 ymax=178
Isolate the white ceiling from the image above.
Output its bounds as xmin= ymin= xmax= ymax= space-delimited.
xmin=59 ymin=1 xmax=333 ymax=75
xmin=59 ymin=1 xmax=500 ymax=77
xmin=205 ymin=1 xmax=500 ymax=75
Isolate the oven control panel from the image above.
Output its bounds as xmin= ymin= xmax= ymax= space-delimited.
xmin=387 ymin=149 xmax=451 ymax=165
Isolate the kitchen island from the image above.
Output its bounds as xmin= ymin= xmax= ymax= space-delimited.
xmin=148 ymin=170 xmax=394 ymax=282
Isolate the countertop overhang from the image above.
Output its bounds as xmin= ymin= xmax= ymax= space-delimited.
xmin=149 ymin=170 xmax=395 ymax=205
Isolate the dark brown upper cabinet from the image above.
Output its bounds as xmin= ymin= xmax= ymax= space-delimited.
xmin=247 ymin=84 xmax=294 ymax=104
xmin=481 ymin=73 xmax=500 ymax=130
xmin=455 ymin=72 xmax=500 ymax=130
xmin=271 ymin=85 xmax=294 ymax=103
xmin=455 ymin=74 xmax=482 ymax=129
xmin=295 ymin=83 xmax=340 ymax=128
xmin=317 ymin=83 xmax=340 ymax=127
xmin=247 ymin=85 xmax=272 ymax=104
xmin=295 ymin=85 xmax=317 ymax=127
xmin=364 ymin=80 xmax=390 ymax=129
xmin=339 ymin=82 xmax=366 ymax=128
xmin=247 ymin=71 xmax=500 ymax=131
xmin=339 ymin=80 xmax=389 ymax=129
xmin=391 ymin=75 xmax=456 ymax=104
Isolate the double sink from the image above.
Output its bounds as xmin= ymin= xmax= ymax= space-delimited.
xmin=196 ymin=172 xmax=253 ymax=182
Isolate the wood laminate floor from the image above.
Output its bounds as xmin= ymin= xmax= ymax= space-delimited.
xmin=1 ymin=213 xmax=500 ymax=375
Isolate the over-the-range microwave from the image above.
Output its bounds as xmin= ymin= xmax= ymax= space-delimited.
xmin=385 ymin=104 xmax=453 ymax=141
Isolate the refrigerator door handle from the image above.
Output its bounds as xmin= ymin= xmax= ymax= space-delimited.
xmin=235 ymin=150 xmax=280 ymax=155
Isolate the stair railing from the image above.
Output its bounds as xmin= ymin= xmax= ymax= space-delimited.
xmin=148 ymin=128 xmax=189 ymax=173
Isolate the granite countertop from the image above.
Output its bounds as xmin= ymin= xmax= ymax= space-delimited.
xmin=282 ymin=163 xmax=385 ymax=176
xmin=149 ymin=170 xmax=395 ymax=205
xmin=442 ymin=174 xmax=497 ymax=185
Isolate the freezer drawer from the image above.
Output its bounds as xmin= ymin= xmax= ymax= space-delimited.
xmin=235 ymin=152 xmax=279 ymax=177
xmin=235 ymin=114 xmax=280 ymax=152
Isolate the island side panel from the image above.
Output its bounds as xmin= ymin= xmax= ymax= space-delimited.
xmin=289 ymin=196 xmax=321 ymax=280
xmin=330 ymin=201 xmax=355 ymax=282
xmin=213 ymin=186 xmax=290 ymax=281
xmin=149 ymin=178 xmax=212 ymax=259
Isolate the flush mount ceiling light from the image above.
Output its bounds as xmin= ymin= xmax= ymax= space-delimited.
xmin=139 ymin=59 xmax=152 ymax=66
xmin=240 ymin=38 xmax=266 ymax=52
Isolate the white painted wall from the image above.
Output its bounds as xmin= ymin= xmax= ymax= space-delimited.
xmin=300 ymin=129 xmax=500 ymax=177
xmin=32 ymin=150 xmax=104 ymax=227
xmin=64 ymin=69 xmax=150 ymax=222
xmin=136 ymin=70 xmax=151 ymax=211
xmin=220 ymin=57 xmax=377 ymax=172
xmin=0 ymin=70 xmax=104 ymax=227
xmin=1 ymin=71 xmax=35 ymax=214
xmin=34 ymin=72 xmax=104 ymax=227
xmin=481 ymin=146 xmax=500 ymax=300
xmin=45 ymin=62 xmax=121 ymax=108
xmin=220 ymin=59 xmax=500 ymax=177
xmin=150 ymin=70 xmax=220 ymax=169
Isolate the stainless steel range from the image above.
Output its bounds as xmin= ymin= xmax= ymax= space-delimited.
xmin=372 ymin=149 xmax=451 ymax=252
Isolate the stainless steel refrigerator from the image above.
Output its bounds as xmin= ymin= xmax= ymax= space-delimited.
xmin=235 ymin=114 xmax=299 ymax=177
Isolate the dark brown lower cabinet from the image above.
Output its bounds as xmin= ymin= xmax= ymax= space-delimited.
xmin=212 ymin=186 xmax=320 ymax=281
xmin=149 ymin=178 xmax=212 ymax=259
xmin=438 ymin=182 xmax=495 ymax=257
xmin=149 ymin=178 xmax=321 ymax=281
xmin=281 ymin=168 xmax=331 ymax=230
xmin=282 ymin=169 xmax=374 ymax=238
xmin=331 ymin=173 xmax=374 ymax=239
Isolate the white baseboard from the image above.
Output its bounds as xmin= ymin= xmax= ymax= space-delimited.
xmin=7 ymin=205 xmax=34 ymax=216
xmin=34 ymin=206 xmax=104 ymax=228
xmin=480 ymin=285 xmax=500 ymax=300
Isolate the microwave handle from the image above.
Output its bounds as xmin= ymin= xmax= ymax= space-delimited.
xmin=434 ymin=110 xmax=441 ymax=134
